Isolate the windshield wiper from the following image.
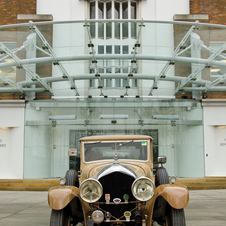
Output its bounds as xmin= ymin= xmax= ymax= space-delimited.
xmin=116 ymin=140 xmax=133 ymax=149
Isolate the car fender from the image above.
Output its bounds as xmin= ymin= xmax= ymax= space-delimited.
xmin=146 ymin=184 xmax=189 ymax=225
xmin=48 ymin=186 xmax=81 ymax=210
xmin=155 ymin=184 xmax=189 ymax=209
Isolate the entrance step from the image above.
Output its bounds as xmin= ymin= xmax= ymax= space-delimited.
xmin=0 ymin=177 xmax=226 ymax=191
xmin=0 ymin=179 xmax=60 ymax=191
xmin=176 ymin=177 xmax=226 ymax=190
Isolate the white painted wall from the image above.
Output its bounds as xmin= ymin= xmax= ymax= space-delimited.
xmin=141 ymin=0 xmax=190 ymax=21
xmin=0 ymin=101 xmax=25 ymax=179
xmin=203 ymin=100 xmax=226 ymax=177
xmin=37 ymin=0 xmax=86 ymax=21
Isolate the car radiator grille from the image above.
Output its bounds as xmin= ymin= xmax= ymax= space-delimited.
xmin=98 ymin=172 xmax=136 ymax=225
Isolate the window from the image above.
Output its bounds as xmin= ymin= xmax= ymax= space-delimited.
xmin=89 ymin=0 xmax=138 ymax=89
xmin=89 ymin=0 xmax=137 ymax=40
xmin=0 ymin=42 xmax=17 ymax=86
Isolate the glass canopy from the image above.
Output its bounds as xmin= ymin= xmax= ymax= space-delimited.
xmin=0 ymin=20 xmax=226 ymax=99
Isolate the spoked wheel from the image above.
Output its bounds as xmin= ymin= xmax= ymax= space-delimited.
xmin=50 ymin=208 xmax=72 ymax=226
xmin=165 ymin=207 xmax=186 ymax=226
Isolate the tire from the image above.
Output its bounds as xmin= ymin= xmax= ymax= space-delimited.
xmin=50 ymin=208 xmax=72 ymax=226
xmin=65 ymin=169 xmax=79 ymax=187
xmin=165 ymin=207 xmax=186 ymax=226
xmin=155 ymin=167 xmax=169 ymax=187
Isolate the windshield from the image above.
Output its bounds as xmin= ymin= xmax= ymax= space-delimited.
xmin=84 ymin=140 xmax=148 ymax=162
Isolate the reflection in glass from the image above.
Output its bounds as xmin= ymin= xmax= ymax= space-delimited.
xmin=123 ymin=22 xmax=128 ymax=39
xmin=90 ymin=1 xmax=95 ymax=19
xmin=84 ymin=140 xmax=148 ymax=162
xmin=115 ymin=22 xmax=120 ymax=39
xmin=106 ymin=2 xmax=112 ymax=19
xmin=123 ymin=45 xmax=129 ymax=54
xmin=90 ymin=23 xmax=95 ymax=39
xmin=98 ymin=2 xmax=104 ymax=19
xmin=106 ymin=22 xmax=112 ymax=39
xmin=106 ymin=78 xmax=112 ymax=87
xmin=98 ymin=23 xmax=104 ymax=39
xmin=131 ymin=2 xmax=136 ymax=19
xmin=122 ymin=2 xmax=128 ymax=19
xmin=115 ymin=78 xmax=121 ymax=87
xmin=123 ymin=78 xmax=127 ymax=87
xmin=98 ymin=45 xmax=104 ymax=54
xmin=114 ymin=2 xmax=120 ymax=19
xmin=106 ymin=45 xmax=112 ymax=54
xmin=131 ymin=22 xmax=137 ymax=39
xmin=106 ymin=60 xmax=112 ymax=74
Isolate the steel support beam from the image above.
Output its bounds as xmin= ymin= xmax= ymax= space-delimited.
xmin=30 ymin=21 xmax=79 ymax=96
xmin=125 ymin=21 xmax=144 ymax=95
xmin=149 ymin=24 xmax=197 ymax=95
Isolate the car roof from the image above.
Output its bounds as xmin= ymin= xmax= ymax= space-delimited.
xmin=80 ymin=135 xmax=153 ymax=141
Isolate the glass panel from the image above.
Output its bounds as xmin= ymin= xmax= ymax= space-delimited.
xmin=122 ymin=22 xmax=128 ymax=39
xmin=115 ymin=45 xmax=121 ymax=74
xmin=106 ymin=60 xmax=112 ymax=73
xmin=106 ymin=78 xmax=112 ymax=87
xmin=90 ymin=79 xmax=95 ymax=87
xmin=0 ymin=43 xmax=17 ymax=84
xmin=98 ymin=2 xmax=104 ymax=19
xmin=90 ymin=58 xmax=95 ymax=87
xmin=123 ymin=45 xmax=129 ymax=54
xmin=123 ymin=78 xmax=128 ymax=86
xmin=131 ymin=2 xmax=136 ymax=19
xmin=100 ymin=78 xmax=104 ymax=87
xmin=106 ymin=45 xmax=112 ymax=54
xmin=132 ymin=79 xmax=137 ymax=87
xmin=123 ymin=60 xmax=129 ymax=73
xmin=106 ymin=2 xmax=112 ymax=19
xmin=98 ymin=60 xmax=104 ymax=73
xmin=90 ymin=22 xmax=95 ymax=39
xmin=115 ymin=22 xmax=120 ymax=39
xmin=122 ymin=2 xmax=128 ymax=19
xmin=131 ymin=22 xmax=137 ymax=39
xmin=98 ymin=45 xmax=104 ymax=54
xmin=23 ymin=99 xmax=204 ymax=178
xmin=84 ymin=140 xmax=148 ymax=162
xmin=115 ymin=45 xmax=120 ymax=54
xmin=115 ymin=78 xmax=121 ymax=87
xmin=106 ymin=46 xmax=112 ymax=75
xmin=123 ymin=46 xmax=129 ymax=73
xmin=98 ymin=22 xmax=104 ymax=39
xmin=115 ymin=60 xmax=121 ymax=73
xmin=106 ymin=22 xmax=112 ymax=39
xmin=114 ymin=2 xmax=120 ymax=19
xmin=90 ymin=1 xmax=96 ymax=19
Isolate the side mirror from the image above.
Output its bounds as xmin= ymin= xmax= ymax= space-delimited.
xmin=68 ymin=148 xmax=78 ymax=156
xmin=157 ymin=155 xmax=167 ymax=166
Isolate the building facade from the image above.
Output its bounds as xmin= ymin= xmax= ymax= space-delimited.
xmin=0 ymin=0 xmax=226 ymax=179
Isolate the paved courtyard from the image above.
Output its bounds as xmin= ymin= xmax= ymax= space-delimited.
xmin=0 ymin=189 xmax=226 ymax=226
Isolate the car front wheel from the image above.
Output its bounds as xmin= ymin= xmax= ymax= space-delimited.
xmin=155 ymin=167 xmax=169 ymax=186
xmin=165 ymin=207 xmax=186 ymax=226
xmin=50 ymin=208 xmax=72 ymax=226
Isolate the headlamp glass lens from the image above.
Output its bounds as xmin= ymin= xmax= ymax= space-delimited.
xmin=79 ymin=179 xmax=103 ymax=203
xmin=132 ymin=177 xmax=155 ymax=201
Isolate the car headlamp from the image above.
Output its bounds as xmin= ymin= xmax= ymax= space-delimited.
xmin=79 ymin=179 xmax=103 ymax=203
xmin=169 ymin=176 xmax=177 ymax=184
xmin=59 ymin=177 xmax=66 ymax=186
xmin=91 ymin=210 xmax=104 ymax=224
xmin=131 ymin=177 xmax=155 ymax=201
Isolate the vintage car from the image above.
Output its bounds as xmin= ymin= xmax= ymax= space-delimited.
xmin=48 ymin=135 xmax=189 ymax=226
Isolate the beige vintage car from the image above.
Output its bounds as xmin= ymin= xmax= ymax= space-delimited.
xmin=48 ymin=135 xmax=189 ymax=226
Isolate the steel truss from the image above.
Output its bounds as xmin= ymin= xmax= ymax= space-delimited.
xmin=0 ymin=20 xmax=226 ymax=96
